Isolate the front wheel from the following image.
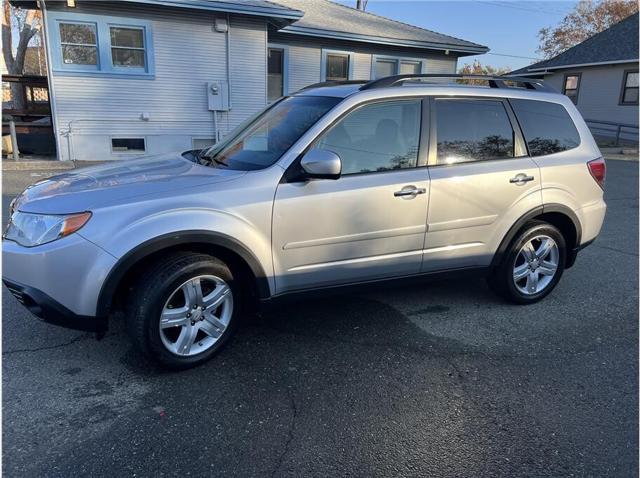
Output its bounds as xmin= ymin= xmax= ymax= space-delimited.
xmin=488 ymin=221 xmax=566 ymax=304
xmin=126 ymin=252 xmax=241 ymax=369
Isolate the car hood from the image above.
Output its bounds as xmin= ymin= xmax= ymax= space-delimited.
xmin=13 ymin=153 xmax=247 ymax=215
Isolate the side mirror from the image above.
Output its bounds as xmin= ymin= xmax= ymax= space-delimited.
xmin=300 ymin=149 xmax=342 ymax=180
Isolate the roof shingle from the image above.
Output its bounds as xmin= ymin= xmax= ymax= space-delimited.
xmin=510 ymin=13 xmax=639 ymax=75
xmin=271 ymin=0 xmax=488 ymax=54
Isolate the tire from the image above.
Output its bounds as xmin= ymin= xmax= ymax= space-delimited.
xmin=488 ymin=220 xmax=566 ymax=304
xmin=126 ymin=251 xmax=241 ymax=369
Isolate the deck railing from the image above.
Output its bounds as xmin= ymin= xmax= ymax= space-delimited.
xmin=585 ymin=119 xmax=639 ymax=147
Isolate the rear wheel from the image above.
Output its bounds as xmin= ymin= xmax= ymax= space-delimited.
xmin=488 ymin=221 xmax=566 ymax=304
xmin=126 ymin=252 xmax=240 ymax=369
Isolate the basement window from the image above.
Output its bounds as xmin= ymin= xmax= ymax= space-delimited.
xmin=111 ymin=138 xmax=146 ymax=153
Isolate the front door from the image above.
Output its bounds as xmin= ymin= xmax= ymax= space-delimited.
xmin=422 ymin=97 xmax=542 ymax=272
xmin=272 ymin=98 xmax=429 ymax=294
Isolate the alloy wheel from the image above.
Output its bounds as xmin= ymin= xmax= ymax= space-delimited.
xmin=512 ymin=235 xmax=560 ymax=295
xmin=159 ymin=275 xmax=233 ymax=356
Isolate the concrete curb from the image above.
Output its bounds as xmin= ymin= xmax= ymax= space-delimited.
xmin=2 ymin=160 xmax=75 ymax=171
xmin=2 ymin=160 xmax=107 ymax=171
xmin=604 ymin=154 xmax=639 ymax=162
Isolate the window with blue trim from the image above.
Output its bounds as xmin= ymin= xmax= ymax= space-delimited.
xmin=49 ymin=12 xmax=154 ymax=78
xmin=372 ymin=56 xmax=422 ymax=79
xmin=59 ymin=22 xmax=99 ymax=68
xmin=321 ymin=49 xmax=354 ymax=82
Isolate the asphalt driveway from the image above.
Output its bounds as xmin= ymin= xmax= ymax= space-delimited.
xmin=2 ymin=160 xmax=638 ymax=477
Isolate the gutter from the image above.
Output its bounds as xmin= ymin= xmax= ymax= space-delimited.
xmin=525 ymin=58 xmax=639 ymax=73
xmin=278 ymin=25 xmax=489 ymax=55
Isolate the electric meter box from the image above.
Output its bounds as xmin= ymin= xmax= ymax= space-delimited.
xmin=207 ymin=81 xmax=230 ymax=111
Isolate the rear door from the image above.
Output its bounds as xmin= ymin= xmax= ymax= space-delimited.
xmin=422 ymin=96 xmax=542 ymax=272
xmin=272 ymin=98 xmax=430 ymax=294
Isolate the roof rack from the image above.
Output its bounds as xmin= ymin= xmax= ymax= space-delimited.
xmin=359 ymin=74 xmax=554 ymax=92
xmin=299 ymin=80 xmax=369 ymax=91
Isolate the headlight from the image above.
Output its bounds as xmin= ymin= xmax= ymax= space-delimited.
xmin=3 ymin=211 xmax=92 ymax=247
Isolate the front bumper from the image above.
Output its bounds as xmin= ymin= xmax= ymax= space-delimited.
xmin=3 ymin=234 xmax=118 ymax=328
xmin=4 ymin=279 xmax=107 ymax=332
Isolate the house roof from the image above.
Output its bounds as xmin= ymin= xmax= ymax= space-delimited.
xmin=13 ymin=0 xmax=486 ymax=54
xmin=271 ymin=0 xmax=488 ymax=55
xmin=510 ymin=13 xmax=639 ymax=75
xmin=10 ymin=0 xmax=304 ymax=23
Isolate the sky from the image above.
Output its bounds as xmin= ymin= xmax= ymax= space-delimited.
xmin=334 ymin=0 xmax=579 ymax=71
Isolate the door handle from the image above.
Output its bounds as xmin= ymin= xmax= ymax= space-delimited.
xmin=509 ymin=173 xmax=535 ymax=185
xmin=394 ymin=185 xmax=426 ymax=198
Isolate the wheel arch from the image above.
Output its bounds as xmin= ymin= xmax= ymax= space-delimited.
xmin=491 ymin=204 xmax=582 ymax=269
xmin=96 ymin=231 xmax=271 ymax=318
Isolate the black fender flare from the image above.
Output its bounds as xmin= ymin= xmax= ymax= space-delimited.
xmin=96 ymin=231 xmax=271 ymax=317
xmin=490 ymin=204 xmax=582 ymax=269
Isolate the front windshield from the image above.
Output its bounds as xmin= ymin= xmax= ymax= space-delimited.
xmin=200 ymin=96 xmax=341 ymax=171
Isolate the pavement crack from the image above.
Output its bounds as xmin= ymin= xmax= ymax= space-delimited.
xmin=271 ymin=390 xmax=298 ymax=478
xmin=2 ymin=333 xmax=91 ymax=355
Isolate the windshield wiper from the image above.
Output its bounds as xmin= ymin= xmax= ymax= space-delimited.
xmin=210 ymin=156 xmax=229 ymax=167
xmin=196 ymin=149 xmax=228 ymax=167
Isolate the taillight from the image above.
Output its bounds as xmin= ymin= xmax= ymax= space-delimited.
xmin=587 ymin=157 xmax=606 ymax=189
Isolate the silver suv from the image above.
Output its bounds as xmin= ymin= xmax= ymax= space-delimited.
xmin=3 ymin=74 xmax=607 ymax=369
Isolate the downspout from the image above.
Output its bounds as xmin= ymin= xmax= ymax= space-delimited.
xmin=225 ymin=12 xmax=231 ymax=137
xmin=38 ymin=0 xmax=64 ymax=161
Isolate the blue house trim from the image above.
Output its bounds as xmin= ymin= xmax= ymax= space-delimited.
xmin=47 ymin=10 xmax=156 ymax=79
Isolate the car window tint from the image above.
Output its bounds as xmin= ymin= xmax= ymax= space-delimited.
xmin=435 ymin=99 xmax=514 ymax=165
xmin=510 ymin=99 xmax=581 ymax=156
xmin=313 ymin=100 xmax=421 ymax=175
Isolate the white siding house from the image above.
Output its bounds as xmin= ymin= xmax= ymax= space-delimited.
xmin=14 ymin=0 xmax=487 ymax=161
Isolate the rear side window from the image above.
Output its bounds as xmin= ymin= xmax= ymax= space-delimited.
xmin=435 ymin=99 xmax=515 ymax=165
xmin=510 ymin=99 xmax=580 ymax=157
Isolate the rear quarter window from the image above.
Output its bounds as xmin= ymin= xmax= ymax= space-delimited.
xmin=510 ymin=99 xmax=581 ymax=156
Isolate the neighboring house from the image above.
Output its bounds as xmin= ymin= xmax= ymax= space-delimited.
xmin=509 ymin=13 xmax=639 ymax=144
xmin=11 ymin=0 xmax=487 ymax=161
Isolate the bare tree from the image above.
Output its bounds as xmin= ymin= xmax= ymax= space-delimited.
xmin=2 ymin=3 xmax=42 ymax=75
xmin=2 ymin=3 xmax=42 ymax=113
xmin=458 ymin=60 xmax=511 ymax=83
xmin=538 ymin=0 xmax=638 ymax=59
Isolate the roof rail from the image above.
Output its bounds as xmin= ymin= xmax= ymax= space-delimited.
xmin=359 ymin=74 xmax=554 ymax=92
xmin=299 ymin=80 xmax=368 ymax=91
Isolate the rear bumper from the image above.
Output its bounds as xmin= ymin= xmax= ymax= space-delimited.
xmin=4 ymin=279 xmax=107 ymax=332
xmin=567 ymin=199 xmax=606 ymax=268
